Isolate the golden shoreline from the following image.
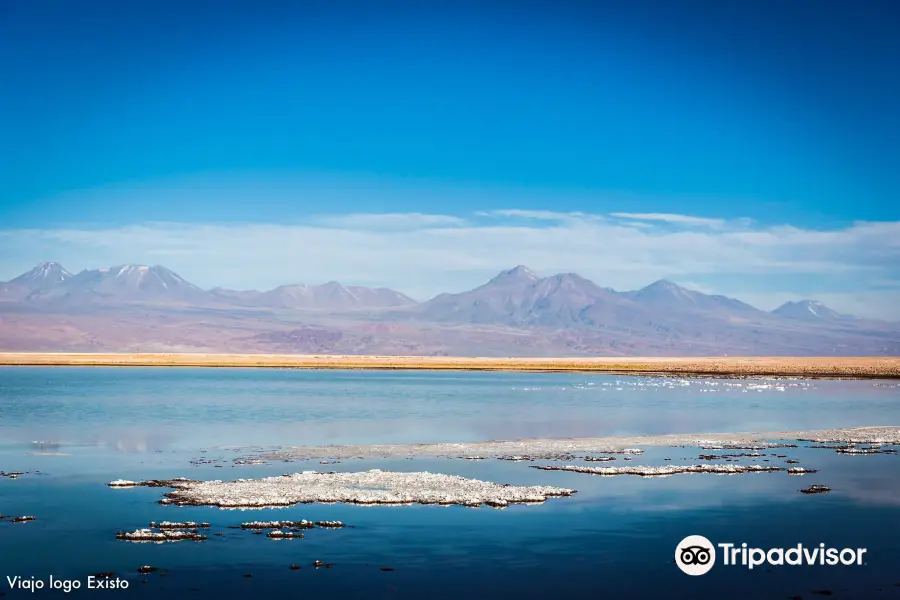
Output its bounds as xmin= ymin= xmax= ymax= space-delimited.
xmin=0 ymin=353 xmax=898 ymax=378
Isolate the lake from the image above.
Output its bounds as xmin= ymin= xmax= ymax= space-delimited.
xmin=1 ymin=367 xmax=899 ymax=599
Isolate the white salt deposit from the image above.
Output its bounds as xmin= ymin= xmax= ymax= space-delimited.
xmin=787 ymin=467 xmax=818 ymax=475
xmin=116 ymin=528 xmax=206 ymax=542
xmin=153 ymin=470 xmax=574 ymax=509
xmin=267 ymin=531 xmax=303 ymax=539
xmin=12 ymin=516 xmax=36 ymax=523
xmin=796 ymin=427 xmax=900 ymax=444
xmin=531 ymin=464 xmax=784 ymax=477
xmin=251 ymin=427 xmax=898 ymax=461
xmin=315 ymin=520 xmax=344 ymax=528
xmin=240 ymin=520 xmax=315 ymax=529
xmin=108 ymin=477 xmax=196 ymax=488
xmin=151 ymin=521 xmax=210 ymax=529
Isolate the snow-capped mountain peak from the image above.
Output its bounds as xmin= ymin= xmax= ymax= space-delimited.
xmin=14 ymin=263 xmax=209 ymax=304
xmin=486 ymin=265 xmax=541 ymax=286
xmin=629 ymin=279 xmax=698 ymax=304
xmin=115 ymin=264 xmax=150 ymax=277
xmin=254 ymin=280 xmax=415 ymax=309
xmin=97 ymin=264 xmax=203 ymax=293
xmin=8 ymin=262 xmax=73 ymax=290
xmin=772 ymin=300 xmax=846 ymax=321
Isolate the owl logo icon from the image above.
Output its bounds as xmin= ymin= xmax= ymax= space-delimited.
xmin=675 ymin=535 xmax=716 ymax=575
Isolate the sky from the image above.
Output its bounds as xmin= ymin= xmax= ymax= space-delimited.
xmin=1 ymin=0 xmax=899 ymax=318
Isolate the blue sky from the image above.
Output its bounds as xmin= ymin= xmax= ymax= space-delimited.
xmin=1 ymin=1 xmax=898 ymax=317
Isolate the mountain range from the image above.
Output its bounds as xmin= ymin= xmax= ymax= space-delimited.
xmin=1 ymin=261 xmax=897 ymax=356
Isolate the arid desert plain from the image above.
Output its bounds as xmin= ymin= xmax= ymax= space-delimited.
xmin=1 ymin=353 xmax=899 ymax=378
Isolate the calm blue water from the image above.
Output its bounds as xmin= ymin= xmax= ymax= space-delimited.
xmin=1 ymin=368 xmax=899 ymax=599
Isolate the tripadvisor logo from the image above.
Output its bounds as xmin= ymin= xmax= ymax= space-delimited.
xmin=676 ymin=535 xmax=716 ymax=575
xmin=675 ymin=535 xmax=868 ymax=576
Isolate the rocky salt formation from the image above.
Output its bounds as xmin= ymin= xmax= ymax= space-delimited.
xmin=496 ymin=452 xmax=598 ymax=462
xmin=808 ymin=441 xmax=898 ymax=454
xmin=240 ymin=520 xmax=316 ymax=529
xmin=700 ymin=443 xmax=797 ymax=450
xmin=267 ymin=531 xmax=304 ymax=539
xmin=797 ymin=427 xmax=900 ymax=445
xmin=800 ymin=485 xmax=831 ymax=495
xmin=583 ymin=456 xmax=616 ymax=462
xmin=248 ymin=427 xmax=899 ymax=462
xmin=698 ymin=452 xmax=765 ymax=460
xmin=108 ymin=477 xmax=197 ymax=488
xmin=150 ymin=521 xmax=210 ymax=529
xmin=12 ymin=516 xmax=36 ymax=523
xmin=191 ymin=457 xmax=227 ymax=467
xmin=141 ymin=470 xmax=574 ymax=509
xmin=116 ymin=528 xmax=207 ymax=542
xmin=315 ymin=521 xmax=344 ymax=528
xmin=137 ymin=566 xmax=158 ymax=574
xmin=108 ymin=479 xmax=139 ymax=487
xmin=531 ymin=464 xmax=784 ymax=477
xmin=787 ymin=467 xmax=818 ymax=475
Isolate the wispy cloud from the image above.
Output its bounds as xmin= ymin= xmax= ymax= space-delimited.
xmin=1 ymin=211 xmax=899 ymax=319
xmin=480 ymin=209 xmax=601 ymax=223
xmin=309 ymin=213 xmax=466 ymax=230
xmin=609 ymin=212 xmax=728 ymax=228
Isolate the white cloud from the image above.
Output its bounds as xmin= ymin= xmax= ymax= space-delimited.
xmin=609 ymin=212 xmax=728 ymax=228
xmin=480 ymin=209 xmax=600 ymax=222
xmin=309 ymin=213 xmax=466 ymax=230
xmin=1 ymin=212 xmax=899 ymax=319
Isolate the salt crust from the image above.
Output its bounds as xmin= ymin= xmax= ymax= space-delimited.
xmin=113 ymin=470 xmax=574 ymax=509
xmin=249 ymin=427 xmax=899 ymax=461
xmin=530 ymin=464 xmax=784 ymax=477
xmin=116 ymin=528 xmax=207 ymax=542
